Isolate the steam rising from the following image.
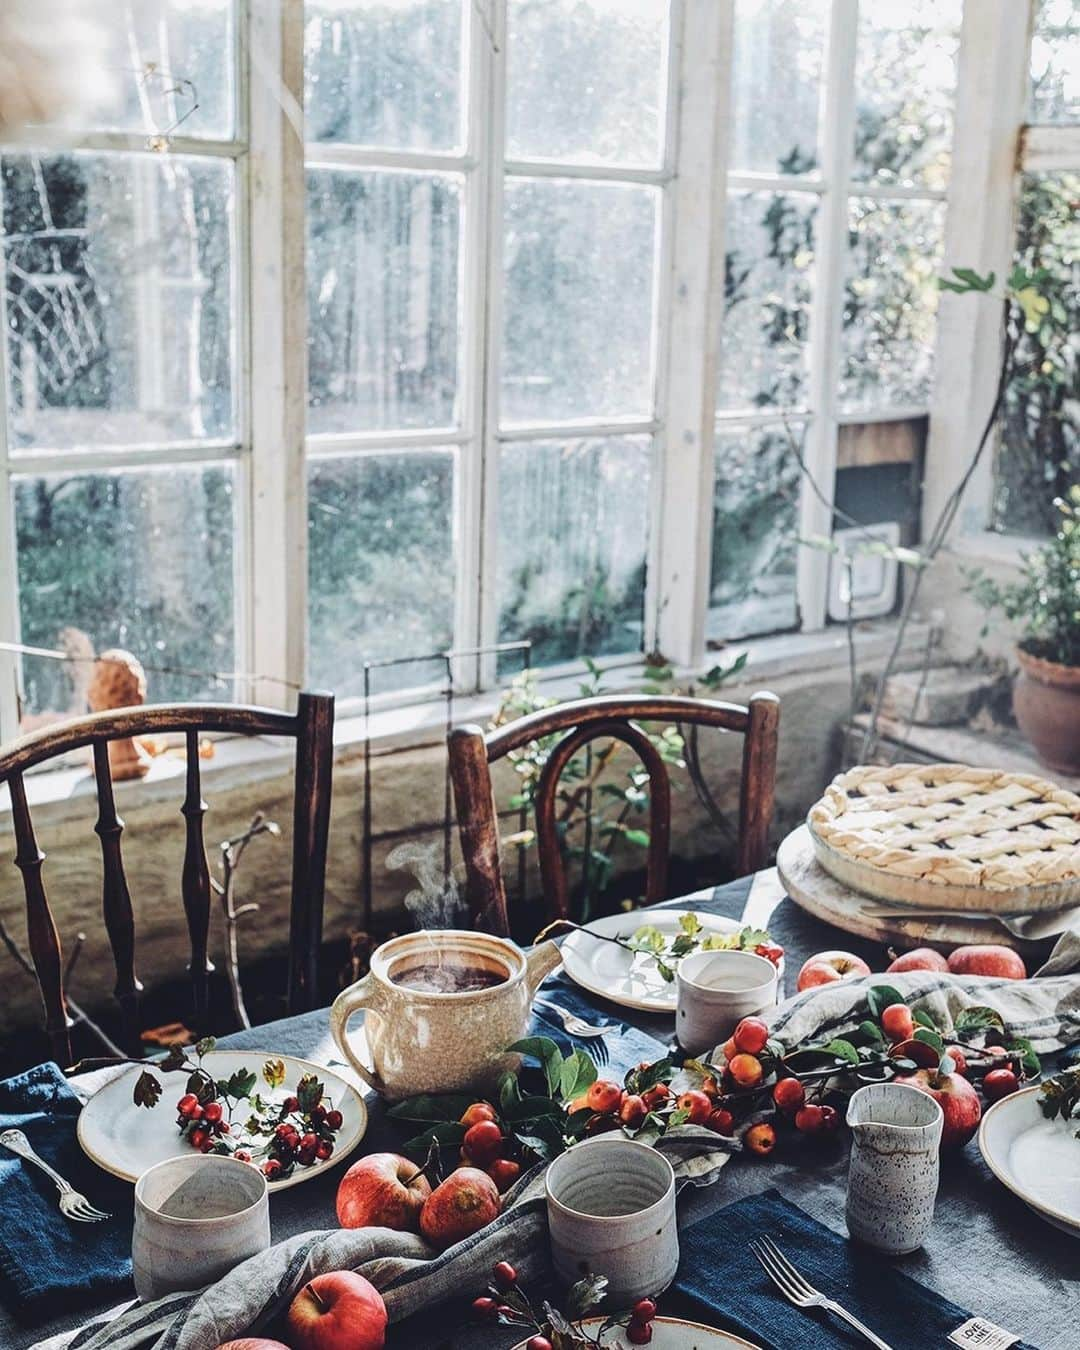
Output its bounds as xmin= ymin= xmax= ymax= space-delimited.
xmin=386 ymin=841 xmax=468 ymax=930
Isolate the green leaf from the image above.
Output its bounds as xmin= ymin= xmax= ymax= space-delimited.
xmin=825 ymin=1038 xmax=860 ymax=1066
xmin=194 ymin=1036 xmax=217 ymax=1058
xmin=159 ymin=1045 xmax=187 ymax=1073
xmin=506 ymin=1036 xmax=564 ymax=1098
xmin=387 ymin=1094 xmax=476 ymax=1123
xmin=401 ymin=1122 xmax=466 ymax=1162
xmin=854 ymin=1020 xmax=885 ymax=1047
xmin=866 ymin=985 xmax=905 ymax=1020
xmin=912 ymin=1008 xmax=938 ymax=1031
xmin=502 ymin=1096 xmax=565 ymax=1123
xmin=296 ymin=1074 xmax=324 ymax=1113
xmin=913 ymin=1027 xmax=945 ymax=1052
xmin=566 ymin=1273 xmax=609 ymax=1319
xmin=133 ymin=1070 xmax=162 ymax=1109
xmin=559 ymin=1050 xmax=598 ymax=1103
xmin=1005 ymin=1036 xmax=1041 ymax=1078
xmin=633 ymin=1056 xmax=676 ymax=1093
xmin=514 ymin=1114 xmax=568 ymax=1162
xmin=223 ymin=1068 xmax=257 ymax=1100
xmin=679 ymin=912 xmax=703 ymax=937
xmin=954 ymin=1005 xmax=1006 ymax=1033
xmin=623 ymin=828 xmax=651 ymax=848
xmin=499 ymin=1070 xmax=523 ymax=1112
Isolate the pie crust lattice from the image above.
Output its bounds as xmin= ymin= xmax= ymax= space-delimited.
xmin=808 ymin=763 xmax=1080 ymax=892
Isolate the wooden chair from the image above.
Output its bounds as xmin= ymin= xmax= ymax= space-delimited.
xmin=448 ymin=692 xmax=779 ymax=936
xmin=0 ymin=692 xmax=334 ymax=1066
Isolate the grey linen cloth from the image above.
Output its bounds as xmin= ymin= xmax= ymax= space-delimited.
xmin=33 ymin=1128 xmax=732 ymax=1350
xmin=766 ymin=968 xmax=1080 ymax=1055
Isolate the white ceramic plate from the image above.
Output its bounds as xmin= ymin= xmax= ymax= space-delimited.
xmin=78 ymin=1050 xmax=367 ymax=1192
xmin=560 ymin=909 xmax=744 ymax=1013
xmin=978 ymin=1084 xmax=1080 ymax=1236
xmin=514 ymin=1316 xmax=759 ymax=1348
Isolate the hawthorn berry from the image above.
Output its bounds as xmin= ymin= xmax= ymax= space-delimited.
xmin=772 ymin=1077 xmax=805 ymax=1114
xmin=626 ymin=1317 xmax=653 ymax=1344
xmin=526 ymin=1338 xmax=553 ymax=1350
xmin=325 ymin=1109 xmax=344 ymax=1131
xmin=819 ymin=1104 xmax=840 ymax=1132
xmin=472 ymin=1296 xmax=499 ymax=1319
xmin=733 ymin=1016 xmax=769 ymax=1056
xmin=632 ymin=1298 xmax=657 ymax=1321
xmin=794 ymin=1104 xmax=824 ymax=1134
xmin=493 ymin=1260 xmax=518 ymax=1289
xmin=983 ymin=1068 xmax=1019 ymax=1101
xmin=203 ymin=1101 xmax=223 ymax=1123
xmin=177 ymin=1093 xmax=199 ymax=1116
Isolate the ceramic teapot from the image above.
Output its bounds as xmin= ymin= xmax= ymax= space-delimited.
xmin=329 ymin=929 xmax=562 ymax=1099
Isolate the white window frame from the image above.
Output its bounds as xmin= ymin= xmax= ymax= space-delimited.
xmin=0 ymin=0 xmax=981 ymax=741
xmin=926 ymin=0 xmax=1073 ymax=555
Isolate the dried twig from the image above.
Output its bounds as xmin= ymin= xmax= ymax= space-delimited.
xmin=211 ymin=811 xmax=280 ymax=1030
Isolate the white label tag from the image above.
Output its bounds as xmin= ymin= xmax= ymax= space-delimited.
xmin=948 ymin=1317 xmax=1020 ymax=1349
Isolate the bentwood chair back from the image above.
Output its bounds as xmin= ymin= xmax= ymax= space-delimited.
xmin=0 ymin=692 xmax=334 ymax=1065
xmin=448 ymin=692 xmax=779 ymax=936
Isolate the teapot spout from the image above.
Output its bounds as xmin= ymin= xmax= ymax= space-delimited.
xmin=524 ymin=939 xmax=562 ymax=996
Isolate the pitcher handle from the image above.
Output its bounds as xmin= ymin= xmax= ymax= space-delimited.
xmin=329 ymin=977 xmax=388 ymax=1095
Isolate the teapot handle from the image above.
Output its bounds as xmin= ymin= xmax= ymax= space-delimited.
xmin=329 ymin=977 xmax=388 ymax=1095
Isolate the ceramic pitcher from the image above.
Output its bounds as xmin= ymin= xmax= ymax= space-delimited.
xmin=845 ymin=1082 xmax=944 ymax=1255
xmin=329 ymin=929 xmax=562 ymax=1099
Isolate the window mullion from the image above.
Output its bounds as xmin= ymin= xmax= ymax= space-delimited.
xmin=652 ymin=0 xmax=732 ymax=669
xmin=0 ymin=165 xmax=20 ymax=739
xmin=247 ymin=0 xmax=307 ymax=708
xmin=798 ymin=0 xmax=858 ymax=633
xmin=475 ymin=0 xmax=508 ymax=691
xmin=923 ymin=0 xmax=1034 ymax=539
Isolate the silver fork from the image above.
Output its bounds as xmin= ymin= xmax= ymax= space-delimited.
xmin=533 ymin=999 xmax=610 ymax=1066
xmin=0 ymin=1128 xmax=111 ymax=1223
xmin=750 ymin=1235 xmax=894 ymax=1350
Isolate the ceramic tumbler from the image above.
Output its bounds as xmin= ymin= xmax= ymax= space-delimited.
xmin=545 ymin=1137 xmax=678 ymax=1307
xmin=845 ymin=1082 xmax=944 ymax=1255
xmin=675 ymin=948 xmax=778 ymax=1057
xmin=132 ymin=1154 xmax=270 ymax=1301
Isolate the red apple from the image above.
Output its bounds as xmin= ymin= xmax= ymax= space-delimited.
xmin=286 ymin=1272 xmax=387 ymax=1350
xmin=894 ymin=1068 xmax=982 ymax=1150
xmin=215 ymin=1342 xmax=292 ymax=1350
xmin=946 ymin=945 xmax=1026 ymax=980
xmin=335 ymin=1152 xmax=431 ymax=1232
xmin=796 ymin=950 xmax=871 ymax=992
xmin=419 ymin=1167 xmax=501 ymax=1251
xmin=887 ymin=947 xmax=949 ymax=974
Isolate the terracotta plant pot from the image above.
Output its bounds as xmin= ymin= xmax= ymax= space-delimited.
xmin=1013 ymin=646 xmax=1080 ymax=776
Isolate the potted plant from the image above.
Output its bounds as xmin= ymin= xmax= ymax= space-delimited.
xmin=967 ymin=486 xmax=1080 ymax=775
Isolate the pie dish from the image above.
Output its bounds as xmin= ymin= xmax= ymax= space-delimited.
xmin=807 ymin=762 xmax=1080 ymax=912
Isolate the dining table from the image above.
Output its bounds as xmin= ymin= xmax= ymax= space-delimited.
xmin=6 ymin=868 xmax=1077 ymax=1350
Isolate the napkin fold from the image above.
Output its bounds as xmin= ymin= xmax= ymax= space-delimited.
xmin=0 ymin=1062 xmax=133 ymax=1322
xmin=673 ymin=1188 xmax=1037 ymax=1350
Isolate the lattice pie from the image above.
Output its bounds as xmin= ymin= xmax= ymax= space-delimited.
xmin=809 ymin=763 xmax=1080 ymax=894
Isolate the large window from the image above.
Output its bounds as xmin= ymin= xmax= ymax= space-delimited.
xmin=0 ymin=1 xmax=976 ymax=739
xmin=993 ymin=0 xmax=1079 ymax=536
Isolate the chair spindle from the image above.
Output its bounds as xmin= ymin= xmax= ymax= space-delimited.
xmin=92 ymin=739 xmax=143 ymax=1051
xmin=9 ymin=772 xmax=71 ymax=1066
xmin=180 ymin=730 xmax=212 ymax=1025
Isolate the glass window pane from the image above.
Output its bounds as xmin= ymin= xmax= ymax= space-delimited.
xmin=708 ymin=424 xmax=800 ymax=641
xmin=306 ymin=169 xmax=461 ymax=434
xmin=717 ymin=190 xmax=816 ymax=412
xmin=729 ymin=0 xmax=827 ymax=175
xmin=498 ymin=436 xmax=649 ymax=666
xmin=852 ymin=0 xmax=961 ymax=190
xmin=994 ymin=172 xmax=1080 ymax=536
xmin=15 ymin=464 xmax=236 ymax=723
xmin=88 ymin=1 xmax=234 ymax=140
xmin=308 ymin=452 xmax=455 ymax=696
xmin=506 ymin=0 xmax=668 ymax=167
xmin=305 ymin=1 xmax=463 ymax=150
xmin=2 ymin=153 xmax=235 ymax=451
xmin=1030 ymin=0 xmax=1080 ymax=123
xmin=501 ymin=180 xmax=658 ymax=423
xmin=839 ymin=197 xmax=946 ymax=411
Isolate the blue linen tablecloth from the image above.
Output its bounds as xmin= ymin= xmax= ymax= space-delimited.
xmin=5 ymin=876 xmax=1077 ymax=1350
xmin=0 ymin=1063 xmax=132 ymax=1320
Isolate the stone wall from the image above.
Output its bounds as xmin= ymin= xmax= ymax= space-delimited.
xmin=0 ymin=661 xmax=861 ymax=1032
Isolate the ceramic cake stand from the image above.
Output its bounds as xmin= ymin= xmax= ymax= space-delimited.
xmin=777 ymin=825 xmax=1055 ymax=954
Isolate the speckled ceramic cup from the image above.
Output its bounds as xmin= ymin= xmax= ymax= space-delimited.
xmin=846 ymin=1082 xmax=943 ymax=1254
xmin=545 ymin=1137 xmax=678 ymax=1307
xmin=132 ymin=1154 xmax=269 ymax=1301
xmin=675 ymin=948 xmax=778 ymax=1057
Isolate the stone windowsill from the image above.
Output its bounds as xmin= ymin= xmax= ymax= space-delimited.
xmin=0 ymin=618 xmax=928 ymax=832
